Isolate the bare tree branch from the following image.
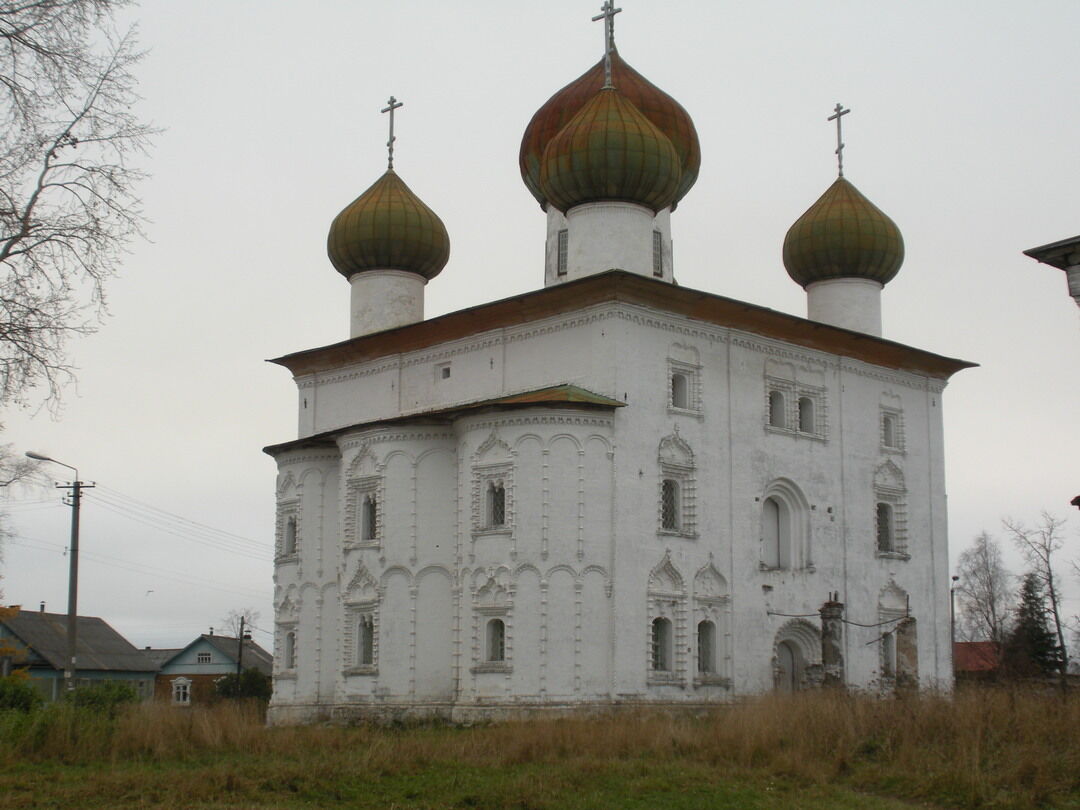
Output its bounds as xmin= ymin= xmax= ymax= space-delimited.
xmin=955 ymin=531 xmax=1014 ymax=644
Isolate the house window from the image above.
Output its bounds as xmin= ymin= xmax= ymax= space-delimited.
xmin=651 ymin=617 xmax=672 ymax=672
xmin=652 ymin=230 xmax=663 ymax=277
xmin=284 ymin=630 xmax=297 ymax=670
xmin=196 ymin=652 xmax=211 ymax=664
xmin=486 ymin=618 xmax=505 ymax=662
xmin=358 ymin=615 xmax=374 ymax=667
xmin=768 ymin=390 xmax=786 ymax=429
xmin=557 ymin=229 xmax=568 ymax=276
xmin=798 ymin=396 xmax=815 ymax=433
xmin=876 ymin=502 xmax=894 ymax=552
xmin=697 ymin=620 xmax=716 ymax=674
xmin=670 ymin=372 xmax=689 ymax=409
xmin=660 ymin=478 xmax=679 ymax=531
xmin=360 ymin=493 xmax=377 ymax=542
xmin=171 ymin=677 xmax=191 ymax=706
xmin=486 ymin=480 xmax=506 ymax=529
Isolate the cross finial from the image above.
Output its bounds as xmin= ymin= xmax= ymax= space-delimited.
xmin=381 ymin=95 xmax=403 ymax=170
xmin=591 ymin=1 xmax=622 ymax=89
xmin=827 ymin=102 xmax=850 ymax=177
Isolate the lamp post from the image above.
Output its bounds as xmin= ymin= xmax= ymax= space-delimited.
xmin=26 ymin=451 xmax=93 ymax=692
xmin=950 ymin=574 xmax=960 ymax=647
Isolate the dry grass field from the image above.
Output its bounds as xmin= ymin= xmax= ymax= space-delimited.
xmin=0 ymin=686 xmax=1077 ymax=809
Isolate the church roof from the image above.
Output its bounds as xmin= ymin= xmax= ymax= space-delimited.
xmin=269 ymin=271 xmax=975 ymax=381
xmin=1023 ymin=234 xmax=1080 ymax=271
xmin=264 ymin=384 xmax=624 ymax=456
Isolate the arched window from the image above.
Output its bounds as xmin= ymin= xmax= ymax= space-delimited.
xmin=486 ymin=618 xmax=505 ymax=662
xmin=671 ymin=372 xmax=689 ymax=409
xmin=798 ymin=396 xmax=814 ymax=432
xmin=697 ymin=620 xmax=715 ymax=674
xmin=660 ymin=479 xmax=679 ymax=530
xmin=882 ymin=413 xmax=896 ymax=448
xmin=358 ymin=615 xmax=374 ymax=666
xmin=768 ymin=390 xmax=786 ymax=428
xmin=360 ymin=494 xmax=377 ymax=542
xmin=876 ymin=502 xmax=894 ymax=552
xmin=651 ymin=617 xmax=672 ymax=672
xmin=761 ymin=496 xmax=792 ymax=569
xmin=284 ymin=630 xmax=297 ymax=670
xmin=284 ymin=516 xmax=297 ymax=555
xmin=486 ymin=481 xmax=506 ymax=528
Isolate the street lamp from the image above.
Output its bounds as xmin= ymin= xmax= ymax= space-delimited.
xmin=25 ymin=451 xmax=93 ymax=692
xmin=950 ymin=575 xmax=960 ymax=647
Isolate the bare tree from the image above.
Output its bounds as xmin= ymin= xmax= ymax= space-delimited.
xmin=1003 ymin=512 xmax=1070 ymax=675
xmin=221 ymin=608 xmax=260 ymax=640
xmin=0 ymin=439 xmax=38 ymax=597
xmin=0 ymin=1 xmax=153 ymax=406
xmin=955 ymin=531 xmax=1013 ymax=644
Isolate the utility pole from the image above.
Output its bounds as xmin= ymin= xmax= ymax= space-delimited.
xmin=26 ymin=452 xmax=93 ymax=692
xmin=236 ymin=615 xmax=245 ymax=677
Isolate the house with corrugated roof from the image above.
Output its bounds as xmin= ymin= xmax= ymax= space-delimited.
xmin=153 ymin=633 xmax=272 ymax=705
xmin=0 ymin=606 xmax=157 ymax=701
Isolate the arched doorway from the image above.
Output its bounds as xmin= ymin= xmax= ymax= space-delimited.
xmin=775 ymin=641 xmax=802 ymax=692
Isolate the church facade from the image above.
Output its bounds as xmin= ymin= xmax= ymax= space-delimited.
xmin=265 ymin=10 xmax=971 ymax=724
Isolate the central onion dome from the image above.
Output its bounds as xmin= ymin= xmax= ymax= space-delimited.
xmin=782 ymin=177 xmax=904 ymax=288
xmin=520 ymin=49 xmax=700 ymax=210
xmin=538 ymin=87 xmax=681 ymax=214
xmin=327 ymin=168 xmax=450 ymax=281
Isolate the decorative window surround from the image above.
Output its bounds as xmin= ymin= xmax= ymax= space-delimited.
xmin=874 ymin=461 xmax=909 ymax=560
xmin=345 ymin=475 xmax=382 ymax=549
xmin=343 ymin=607 xmax=378 ymax=676
xmin=647 ymin=552 xmax=687 ymax=686
xmin=471 ymin=575 xmax=512 ymax=674
xmin=275 ymin=499 xmax=300 ymax=562
xmin=279 ymin=623 xmax=298 ymax=676
xmin=472 ymin=463 xmax=513 ymax=536
xmin=765 ymin=377 xmax=827 ymax=440
xmin=657 ymin=431 xmax=697 ymax=538
xmin=759 ymin=479 xmax=813 ymax=571
xmin=171 ymin=677 xmax=191 ymax=706
xmin=667 ymin=359 xmax=703 ymax=418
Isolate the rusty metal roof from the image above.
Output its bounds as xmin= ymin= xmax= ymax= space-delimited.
xmin=3 ymin=610 xmax=156 ymax=673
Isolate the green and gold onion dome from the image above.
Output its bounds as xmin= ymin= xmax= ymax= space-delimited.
xmin=782 ymin=177 xmax=904 ymax=288
xmin=521 ymin=49 xmax=700 ymax=210
xmin=538 ymin=87 xmax=682 ymax=215
xmin=327 ymin=169 xmax=450 ymax=281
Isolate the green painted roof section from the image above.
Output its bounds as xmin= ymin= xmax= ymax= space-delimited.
xmin=485 ymin=384 xmax=625 ymax=408
xmin=783 ymin=177 xmax=904 ymax=287
xmin=539 ymin=88 xmax=681 ymax=214
xmin=327 ymin=169 xmax=450 ymax=281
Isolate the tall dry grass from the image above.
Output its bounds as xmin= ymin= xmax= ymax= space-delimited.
xmin=1 ymin=686 xmax=1076 ymax=806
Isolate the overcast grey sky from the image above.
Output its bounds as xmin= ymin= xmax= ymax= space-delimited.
xmin=1 ymin=1 xmax=1077 ymax=649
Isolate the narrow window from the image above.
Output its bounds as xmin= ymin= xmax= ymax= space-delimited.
xmin=876 ymin=502 xmax=893 ymax=552
xmin=882 ymin=413 xmax=896 ymax=447
xmin=557 ymin=229 xmax=568 ymax=276
xmin=361 ymin=494 xmax=377 ymax=541
xmin=486 ymin=618 xmax=506 ymax=662
xmin=661 ymin=478 xmax=679 ymax=530
xmin=284 ymin=516 xmax=297 ymax=555
xmin=284 ymin=630 xmax=297 ymax=670
xmin=881 ymin=632 xmax=896 ymax=678
xmin=487 ymin=481 xmax=506 ymax=528
xmin=196 ymin=652 xmax=211 ymax=664
xmin=652 ymin=230 xmax=664 ymax=277
xmin=358 ymin=615 xmax=374 ymax=666
xmin=762 ymin=497 xmax=781 ymax=568
xmin=768 ymin=390 xmax=786 ymax=428
xmin=670 ymin=372 xmax=689 ymax=409
xmin=697 ymin=620 xmax=715 ymax=674
xmin=798 ymin=396 xmax=814 ymax=433
xmin=651 ymin=617 xmax=672 ymax=671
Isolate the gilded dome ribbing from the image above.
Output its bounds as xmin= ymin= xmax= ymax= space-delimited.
xmin=520 ymin=49 xmax=700 ymax=210
xmin=538 ymin=87 xmax=681 ymax=214
xmin=783 ymin=177 xmax=904 ymax=288
xmin=327 ymin=169 xmax=450 ymax=281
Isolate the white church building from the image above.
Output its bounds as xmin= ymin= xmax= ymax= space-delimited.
xmin=265 ymin=9 xmax=972 ymax=724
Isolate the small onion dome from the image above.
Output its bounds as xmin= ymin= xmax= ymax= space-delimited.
xmin=783 ymin=177 xmax=904 ymax=288
xmin=520 ymin=49 xmax=700 ymax=210
xmin=327 ymin=169 xmax=450 ymax=281
xmin=538 ymin=87 xmax=682 ymax=215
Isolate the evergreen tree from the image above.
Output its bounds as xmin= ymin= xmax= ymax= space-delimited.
xmin=1003 ymin=573 xmax=1061 ymax=677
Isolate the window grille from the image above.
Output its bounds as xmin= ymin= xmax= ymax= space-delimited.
xmin=661 ymin=479 xmax=679 ymax=530
xmin=557 ymin=229 xmax=568 ymax=276
xmin=876 ymin=502 xmax=894 ymax=552
xmin=652 ymin=230 xmax=663 ymax=276
xmin=487 ymin=481 xmax=506 ymax=528
xmin=651 ymin=617 xmax=671 ymax=671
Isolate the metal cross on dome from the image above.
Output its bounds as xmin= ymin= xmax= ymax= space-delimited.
xmin=382 ymin=95 xmax=403 ymax=170
xmin=828 ymin=102 xmax=850 ymax=178
xmin=591 ymin=1 xmax=622 ymax=89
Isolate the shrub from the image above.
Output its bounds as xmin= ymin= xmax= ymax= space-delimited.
xmin=63 ymin=681 xmax=138 ymax=714
xmin=0 ymin=675 xmax=43 ymax=712
xmin=215 ymin=668 xmax=272 ymax=701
